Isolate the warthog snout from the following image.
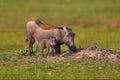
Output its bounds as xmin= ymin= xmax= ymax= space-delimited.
xmin=69 ymin=46 xmax=77 ymax=53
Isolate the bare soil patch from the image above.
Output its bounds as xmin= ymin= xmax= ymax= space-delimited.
xmin=2 ymin=45 xmax=120 ymax=62
xmin=45 ymin=45 xmax=120 ymax=62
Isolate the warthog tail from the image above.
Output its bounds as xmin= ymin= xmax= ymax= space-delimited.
xmin=26 ymin=38 xmax=28 ymax=42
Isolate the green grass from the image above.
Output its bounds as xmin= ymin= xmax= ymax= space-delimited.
xmin=0 ymin=0 xmax=120 ymax=79
xmin=74 ymin=27 xmax=120 ymax=51
xmin=0 ymin=56 xmax=120 ymax=79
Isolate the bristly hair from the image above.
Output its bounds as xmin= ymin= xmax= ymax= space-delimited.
xmin=35 ymin=20 xmax=71 ymax=31
xmin=35 ymin=20 xmax=45 ymax=26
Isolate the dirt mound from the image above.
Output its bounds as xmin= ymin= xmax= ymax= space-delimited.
xmin=73 ymin=45 xmax=120 ymax=61
xmin=46 ymin=45 xmax=120 ymax=62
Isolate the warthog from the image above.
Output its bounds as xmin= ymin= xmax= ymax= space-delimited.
xmin=40 ymin=36 xmax=57 ymax=56
xmin=26 ymin=20 xmax=76 ymax=55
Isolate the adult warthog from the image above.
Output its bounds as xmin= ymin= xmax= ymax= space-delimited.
xmin=26 ymin=20 xmax=76 ymax=55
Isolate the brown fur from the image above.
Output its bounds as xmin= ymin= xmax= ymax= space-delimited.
xmin=35 ymin=20 xmax=45 ymax=26
xmin=35 ymin=20 xmax=70 ymax=30
xmin=40 ymin=36 xmax=57 ymax=56
xmin=40 ymin=25 xmax=63 ymax=30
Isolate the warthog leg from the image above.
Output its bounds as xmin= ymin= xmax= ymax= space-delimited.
xmin=46 ymin=47 xmax=55 ymax=56
xmin=40 ymin=47 xmax=45 ymax=56
xmin=46 ymin=47 xmax=50 ymax=56
xmin=28 ymin=36 xmax=35 ymax=55
xmin=52 ymin=47 xmax=56 ymax=56
xmin=54 ymin=44 xmax=61 ymax=54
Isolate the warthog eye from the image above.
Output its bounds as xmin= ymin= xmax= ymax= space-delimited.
xmin=73 ymin=33 xmax=75 ymax=36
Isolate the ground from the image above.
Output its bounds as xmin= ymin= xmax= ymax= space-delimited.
xmin=43 ymin=45 xmax=120 ymax=62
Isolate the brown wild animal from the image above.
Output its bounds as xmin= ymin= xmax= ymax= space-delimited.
xmin=26 ymin=20 xmax=76 ymax=55
xmin=40 ymin=36 xmax=57 ymax=56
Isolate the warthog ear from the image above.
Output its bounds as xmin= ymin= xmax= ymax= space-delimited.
xmin=63 ymin=27 xmax=69 ymax=33
xmin=63 ymin=27 xmax=70 ymax=36
xmin=63 ymin=27 xmax=67 ymax=31
xmin=62 ymin=27 xmax=69 ymax=42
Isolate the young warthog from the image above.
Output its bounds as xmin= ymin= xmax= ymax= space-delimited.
xmin=40 ymin=36 xmax=57 ymax=56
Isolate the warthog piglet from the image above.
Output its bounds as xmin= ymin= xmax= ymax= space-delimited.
xmin=40 ymin=36 xmax=57 ymax=56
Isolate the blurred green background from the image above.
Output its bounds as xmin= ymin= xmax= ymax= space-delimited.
xmin=0 ymin=0 xmax=120 ymax=54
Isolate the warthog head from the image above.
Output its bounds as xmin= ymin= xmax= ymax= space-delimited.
xmin=63 ymin=27 xmax=76 ymax=52
xmin=49 ymin=36 xmax=57 ymax=46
